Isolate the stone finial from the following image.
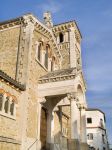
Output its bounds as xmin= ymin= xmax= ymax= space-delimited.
xmin=43 ymin=11 xmax=53 ymax=28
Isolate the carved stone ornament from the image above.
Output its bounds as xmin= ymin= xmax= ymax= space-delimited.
xmin=39 ymin=97 xmax=46 ymax=104
xmin=67 ymin=92 xmax=79 ymax=101
xmin=53 ymin=106 xmax=59 ymax=112
xmin=76 ymin=103 xmax=86 ymax=110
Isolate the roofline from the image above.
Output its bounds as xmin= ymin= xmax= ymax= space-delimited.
xmin=0 ymin=70 xmax=26 ymax=91
xmin=54 ymin=20 xmax=75 ymax=27
xmin=86 ymin=108 xmax=106 ymax=122
xmin=86 ymin=108 xmax=105 ymax=115
xmin=53 ymin=20 xmax=82 ymax=38
xmin=0 ymin=13 xmax=62 ymax=60
xmin=0 ymin=13 xmax=33 ymax=26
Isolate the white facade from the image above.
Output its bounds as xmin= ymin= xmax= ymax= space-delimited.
xmin=86 ymin=109 xmax=109 ymax=150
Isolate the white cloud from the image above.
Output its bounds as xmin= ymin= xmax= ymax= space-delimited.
xmin=38 ymin=0 xmax=61 ymax=14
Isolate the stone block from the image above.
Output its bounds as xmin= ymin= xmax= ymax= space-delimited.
xmin=68 ymin=139 xmax=80 ymax=150
xmin=80 ymin=142 xmax=89 ymax=150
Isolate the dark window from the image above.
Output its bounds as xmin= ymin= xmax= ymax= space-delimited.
xmin=87 ymin=133 xmax=93 ymax=140
xmin=100 ymin=119 xmax=104 ymax=128
xmin=4 ymin=97 xmax=9 ymax=113
xmin=38 ymin=43 xmax=42 ymax=61
xmin=45 ymin=46 xmax=48 ymax=69
xmin=10 ymin=102 xmax=14 ymax=115
xmin=59 ymin=33 xmax=64 ymax=43
xmin=87 ymin=118 xmax=92 ymax=123
xmin=103 ymin=147 xmax=105 ymax=150
xmin=102 ymin=135 xmax=105 ymax=144
xmin=51 ymin=60 xmax=53 ymax=71
xmin=0 ymin=94 xmax=3 ymax=111
xmin=51 ymin=56 xmax=55 ymax=71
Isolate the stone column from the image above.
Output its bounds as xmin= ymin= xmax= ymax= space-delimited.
xmin=46 ymin=109 xmax=54 ymax=150
xmin=77 ymin=104 xmax=88 ymax=150
xmin=67 ymin=93 xmax=80 ymax=150
xmin=37 ymin=97 xmax=46 ymax=150
xmin=69 ymin=28 xmax=77 ymax=68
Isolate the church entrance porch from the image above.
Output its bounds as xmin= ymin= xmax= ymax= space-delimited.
xmin=39 ymin=95 xmax=69 ymax=150
xmin=37 ymin=68 xmax=88 ymax=150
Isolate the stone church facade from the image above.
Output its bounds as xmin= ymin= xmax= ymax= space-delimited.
xmin=0 ymin=12 xmax=88 ymax=150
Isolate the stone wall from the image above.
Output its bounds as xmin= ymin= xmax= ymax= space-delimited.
xmin=0 ymin=26 xmax=20 ymax=79
xmin=58 ymin=43 xmax=70 ymax=69
xmin=0 ymin=80 xmax=22 ymax=150
xmin=0 ymin=142 xmax=20 ymax=150
xmin=25 ymin=30 xmax=48 ymax=140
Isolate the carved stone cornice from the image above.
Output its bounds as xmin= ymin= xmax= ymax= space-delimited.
xmin=39 ymin=68 xmax=77 ymax=84
xmin=38 ymin=74 xmax=76 ymax=84
xmin=53 ymin=21 xmax=75 ymax=33
xmin=0 ymin=18 xmax=22 ymax=31
xmin=53 ymin=20 xmax=82 ymax=39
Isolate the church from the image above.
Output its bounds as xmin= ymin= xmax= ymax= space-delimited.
xmin=0 ymin=12 xmax=89 ymax=150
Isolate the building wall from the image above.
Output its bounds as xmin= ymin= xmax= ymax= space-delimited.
xmin=86 ymin=110 xmax=108 ymax=150
xmin=0 ymin=26 xmax=20 ymax=79
xmin=86 ymin=110 xmax=105 ymax=128
xmin=0 ymin=80 xmax=22 ymax=150
xmin=87 ymin=128 xmax=108 ymax=150
xmin=22 ymin=24 xmax=61 ymax=149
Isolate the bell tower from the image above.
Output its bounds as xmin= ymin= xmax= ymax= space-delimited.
xmin=53 ymin=21 xmax=82 ymax=70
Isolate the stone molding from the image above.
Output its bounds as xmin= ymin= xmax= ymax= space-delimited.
xmin=38 ymin=74 xmax=76 ymax=84
xmin=0 ymin=136 xmax=21 ymax=145
xmin=53 ymin=20 xmax=82 ymax=39
xmin=0 ymin=18 xmax=22 ymax=30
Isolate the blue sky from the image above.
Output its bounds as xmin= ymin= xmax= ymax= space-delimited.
xmin=0 ymin=0 xmax=112 ymax=146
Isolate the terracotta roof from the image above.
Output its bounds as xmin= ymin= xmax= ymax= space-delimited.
xmin=0 ymin=70 xmax=26 ymax=91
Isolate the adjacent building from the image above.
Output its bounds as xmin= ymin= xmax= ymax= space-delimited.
xmin=86 ymin=108 xmax=109 ymax=150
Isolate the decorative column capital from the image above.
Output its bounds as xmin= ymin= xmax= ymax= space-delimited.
xmin=76 ymin=103 xmax=86 ymax=110
xmin=53 ymin=106 xmax=59 ymax=112
xmin=39 ymin=97 xmax=46 ymax=104
xmin=67 ymin=92 xmax=79 ymax=102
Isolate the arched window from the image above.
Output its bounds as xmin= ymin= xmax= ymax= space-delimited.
xmin=51 ymin=56 xmax=55 ymax=71
xmin=38 ymin=42 xmax=42 ymax=61
xmin=10 ymin=102 xmax=14 ymax=115
xmin=45 ymin=45 xmax=48 ymax=69
xmin=59 ymin=33 xmax=64 ymax=43
xmin=0 ymin=94 xmax=3 ymax=111
xmin=4 ymin=97 xmax=9 ymax=113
